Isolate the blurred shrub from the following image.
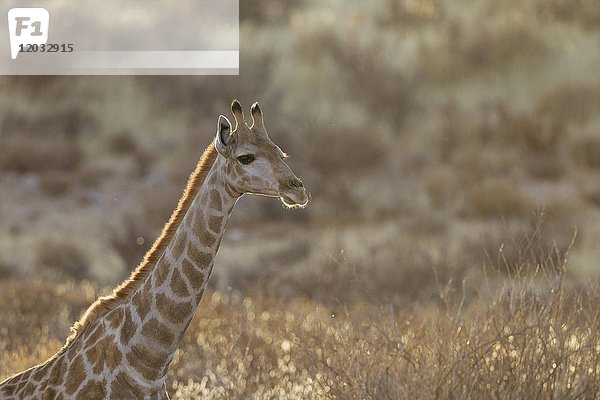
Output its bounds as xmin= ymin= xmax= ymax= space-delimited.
xmin=111 ymin=215 xmax=154 ymax=274
xmin=37 ymin=239 xmax=88 ymax=280
xmin=425 ymin=170 xmax=458 ymax=208
xmin=0 ymin=107 xmax=96 ymax=139
xmin=231 ymin=240 xmax=471 ymax=308
xmin=0 ymin=262 xmax=16 ymax=281
xmin=308 ymin=126 xmax=385 ymax=175
xmin=581 ymin=183 xmax=600 ymax=208
xmin=524 ymin=154 xmax=563 ymax=180
xmin=375 ymin=0 xmax=443 ymax=27
xmin=0 ymin=134 xmax=83 ymax=173
xmin=434 ymin=98 xmax=568 ymax=166
xmin=239 ymin=0 xmax=304 ymax=23
xmin=105 ymin=129 xmax=154 ymax=177
xmin=463 ymin=16 xmax=547 ymax=72
xmin=39 ymin=171 xmax=71 ymax=197
xmin=322 ymin=39 xmax=418 ymax=128
xmin=421 ymin=6 xmax=548 ymax=81
xmin=107 ymin=129 xmax=139 ymax=155
xmin=512 ymin=112 xmax=565 ymax=155
xmin=536 ymin=85 xmax=600 ymax=125
xmin=73 ymin=164 xmax=109 ymax=188
xmin=571 ymin=135 xmax=600 ymax=170
xmin=535 ymin=0 xmax=600 ymax=28
xmin=465 ymin=179 xmax=530 ymax=218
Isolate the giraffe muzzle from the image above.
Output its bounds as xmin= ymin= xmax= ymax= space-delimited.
xmin=279 ymin=178 xmax=309 ymax=208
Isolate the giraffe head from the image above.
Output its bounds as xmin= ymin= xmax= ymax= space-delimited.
xmin=214 ymin=100 xmax=309 ymax=208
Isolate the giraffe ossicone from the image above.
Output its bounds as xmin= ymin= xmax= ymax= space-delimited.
xmin=0 ymin=100 xmax=308 ymax=400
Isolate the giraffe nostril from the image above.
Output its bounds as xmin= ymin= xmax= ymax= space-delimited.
xmin=290 ymin=179 xmax=303 ymax=189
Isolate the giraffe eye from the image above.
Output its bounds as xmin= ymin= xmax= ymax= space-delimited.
xmin=237 ymin=154 xmax=255 ymax=165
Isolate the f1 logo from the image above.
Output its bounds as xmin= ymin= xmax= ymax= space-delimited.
xmin=8 ymin=8 xmax=49 ymax=60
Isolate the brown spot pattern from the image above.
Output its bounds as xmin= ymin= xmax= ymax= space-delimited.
xmin=47 ymin=356 xmax=67 ymax=386
xmin=132 ymin=289 xmax=150 ymax=322
xmin=120 ymin=308 xmax=136 ymax=345
xmin=141 ymin=318 xmax=175 ymax=347
xmin=85 ymin=323 xmax=104 ymax=345
xmin=111 ymin=373 xmax=145 ymax=399
xmin=209 ymin=190 xmax=222 ymax=211
xmin=170 ymin=268 xmax=190 ymax=298
xmin=86 ymin=343 xmax=105 ymax=375
xmin=193 ymin=208 xmax=205 ymax=225
xmin=43 ymin=387 xmax=58 ymax=399
xmin=1 ymin=384 xmax=16 ymax=396
xmin=126 ymin=344 xmax=167 ymax=381
xmin=208 ymin=215 xmax=223 ymax=233
xmin=187 ymin=244 xmax=212 ymax=266
xmin=20 ymin=369 xmax=32 ymax=382
xmin=33 ymin=363 xmax=50 ymax=381
xmin=181 ymin=258 xmax=206 ymax=290
xmin=104 ymin=336 xmax=123 ymax=369
xmin=155 ymin=257 xmax=170 ymax=287
xmin=107 ymin=307 xmax=124 ymax=330
xmin=64 ymin=355 xmax=85 ymax=395
xmin=78 ymin=380 xmax=105 ymax=399
xmin=20 ymin=382 xmax=35 ymax=397
xmin=171 ymin=230 xmax=187 ymax=260
xmin=155 ymin=293 xmax=192 ymax=325
xmin=198 ymin=231 xmax=216 ymax=247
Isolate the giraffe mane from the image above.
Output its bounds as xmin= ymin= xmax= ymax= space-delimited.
xmin=65 ymin=141 xmax=218 ymax=345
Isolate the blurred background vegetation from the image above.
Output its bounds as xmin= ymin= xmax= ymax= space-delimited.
xmin=1 ymin=0 xmax=600 ymax=397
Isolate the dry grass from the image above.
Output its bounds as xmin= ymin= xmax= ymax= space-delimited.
xmin=1 ymin=235 xmax=599 ymax=399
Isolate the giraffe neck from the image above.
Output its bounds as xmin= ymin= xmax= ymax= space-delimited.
xmin=114 ymin=156 xmax=239 ymax=387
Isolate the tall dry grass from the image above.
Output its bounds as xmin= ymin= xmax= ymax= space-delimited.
xmin=2 ymin=227 xmax=599 ymax=399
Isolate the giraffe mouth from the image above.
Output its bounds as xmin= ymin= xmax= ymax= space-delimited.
xmin=280 ymin=192 xmax=310 ymax=209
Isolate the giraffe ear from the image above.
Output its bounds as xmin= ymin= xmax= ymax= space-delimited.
xmin=215 ymin=115 xmax=232 ymax=155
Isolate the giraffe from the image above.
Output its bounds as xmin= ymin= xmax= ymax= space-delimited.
xmin=0 ymin=100 xmax=309 ymax=400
